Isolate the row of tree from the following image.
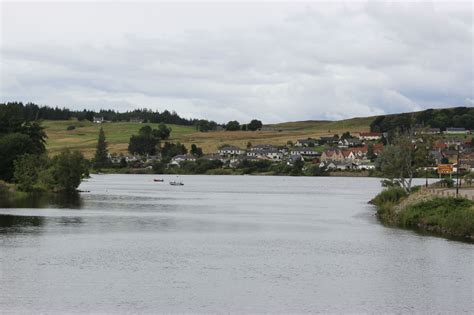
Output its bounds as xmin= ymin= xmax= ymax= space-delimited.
xmin=1 ymin=102 xmax=197 ymax=126
xmin=2 ymin=102 xmax=265 ymax=133
xmin=225 ymin=119 xmax=263 ymax=131
xmin=370 ymin=107 xmax=474 ymax=133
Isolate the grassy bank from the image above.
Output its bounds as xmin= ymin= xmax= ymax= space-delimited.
xmin=371 ymin=187 xmax=474 ymax=242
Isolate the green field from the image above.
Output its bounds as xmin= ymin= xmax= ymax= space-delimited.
xmin=43 ymin=117 xmax=374 ymax=158
xmin=43 ymin=120 xmax=196 ymax=158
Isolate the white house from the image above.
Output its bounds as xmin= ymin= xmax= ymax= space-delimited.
xmin=359 ymin=132 xmax=382 ymax=141
xmin=290 ymin=147 xmax=319 ymax=159
xmin=93 ymin=116 xmax=104 ymax=124
xmin=170 ymin=154 xmax=196 ymax=166
xmin=218 ymin=145 xmax=245 ymax=156
xmin=444 ymin=128 xmax=470 ymax=135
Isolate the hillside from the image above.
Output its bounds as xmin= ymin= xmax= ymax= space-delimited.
xmin=43 ymin=116 xmax=373 ymax=158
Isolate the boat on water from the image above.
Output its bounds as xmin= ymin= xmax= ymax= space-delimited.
xmin=169 ymin=181 xmax=184 ymax=186
xmin=153 ymin=179 xmax=164 ymax=182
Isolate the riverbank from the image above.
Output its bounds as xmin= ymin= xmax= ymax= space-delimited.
xmin=371 ymin=187 xmax=474 ymax=242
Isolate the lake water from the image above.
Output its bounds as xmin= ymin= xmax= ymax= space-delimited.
xmin=0 ymin=175 xmax=472 ymax=313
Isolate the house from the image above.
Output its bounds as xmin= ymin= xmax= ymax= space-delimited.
xmin=295 ymin=138 xmax=318 ymax=147
xmin=170 ymin=154 xmax=196 ymax=166
xmin=144 ymin=154 xmax=161 ymax=164
xmin=250 ymin=144 xmax=277 ymax=151
xmin=444 ymin=138 xmax=465 ymax=147
xmin=261 ymin=149 xmax=283 ymax=161
xmin=287 ymin=154 xmax=304 ymax=166
xmin=459 ymin=160 xmax=474 ymax=172
xmin=247 ymin=148 xmax=282 ymax=161
xmin=359 ymin=132 xmax=382 ymax=141
xmin=93 ymin=116 xmax=104 ymax=124
xmin=442 ymin=150 xmax=459 ymax=164
xmin=320 ymin=161 xmax=337 ymax=170
xmin=420 ymin=128 xmax=441 ymax=135
xmin=289 ymin=147 xmax=320 ymax=160
xmin=125 ymin=155 xmax=140 ymax=163
xmin=319 ymin=136 xmax=339 ymax=144
xmin=342 ymin=150 xmax=357 ymax=161
xmin=356 ymin=163 xmax=375 ymax=170
xmin=217 ymin=145 xmax=245 ymax=156
xmin=108 ymin=153 xmax=122 ymax=165
xmin=201 ymin=154 xmax=224 ymax=161
xmin=338 ymin=138 xmax=362 ymax=148
xmin=444 ymin=127 xmax=470 ymax=135
xmin=430 ymin=150 xmax=444 ymax=165
xmin=320 ymin=160 xmax=359 ymax=171
xmin=433 ymin=141 xmax=448 ymax=151
xmin=321 ymin=149 xmax=344 ymax=162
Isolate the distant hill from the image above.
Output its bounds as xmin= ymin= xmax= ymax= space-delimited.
xmin=43 ymin=116 xmax=375 ymax=158
xmin=25 ymin=106 xmax=474 ymax=158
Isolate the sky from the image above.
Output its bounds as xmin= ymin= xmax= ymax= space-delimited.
xmin=1 ymin=0 xmax=473 ymax=123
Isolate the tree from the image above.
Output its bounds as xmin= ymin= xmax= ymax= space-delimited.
xmin=45 ymin=150 xmax=89 ymax=193
xmin=190 ymin=144 xmax=203 ymax=157
xmin=247 ymin=119 xmax=263 ymax=131
xmin=13 ymin=154 xmax=49 ymax=192
xmin=0 ymin=133 xmax=36 ymax=181
xmin=152 ymin=161 xmax=166 ymax=174
xmin=93 ymin=127 xmax=109 ymax=169
xmin=161 ymin=142 xmax=187 ymax=162
xmin=119 ymin=157 xmax=127 ymax=168
xmin=377 ymin=134 xmax=426 ymax=193
xmin=225 ymin=120 xmax=240 ymax=131
xmin=246 ymin=141 xmax=252 ymax=149
xmin=21 ymin=122 xmax=47 ymax=154
xmin=291 ymin=158 xmax=305 ymax=176
xmin=128 ymin=126 xmax=159 ymax=155
xmin=341 ymin=132 xmax=351 ymax=140
xmin=152 ymin=123 xmax=171 ymax=140
xmin=367 ymin=144 xmax=376 ymax=162
xmin=241 ymin=124 xmax=247 ymax=131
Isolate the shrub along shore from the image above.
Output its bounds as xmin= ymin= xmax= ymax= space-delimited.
xmin=370 ymin=187 xmax=474 ymax=242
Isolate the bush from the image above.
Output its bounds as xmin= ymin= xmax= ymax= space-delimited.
xmin=13 ymin=154 xmax=49 ymax=192
xmin=43 ymin=150 xmax=89 ymax=193
xmin=66 ymin=125 xmax=76 ymax=131
xmin=437 ymin=178 xmax=454 ymax=188
xmin=372 ymin=187 xmax=408 ymax=206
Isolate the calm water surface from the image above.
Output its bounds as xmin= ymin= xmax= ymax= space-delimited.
xmin=0 ymin=175 xmax=472 ymax=313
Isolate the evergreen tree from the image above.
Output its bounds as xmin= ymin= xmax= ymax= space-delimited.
xmin=367 ymin=144 xmax=376 ymax=162
xmin=93 ymin=127 xmax=109 ymax=169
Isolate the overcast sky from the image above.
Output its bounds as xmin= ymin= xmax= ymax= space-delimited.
xmin=1 ymin=1 xmax=473 ymax=123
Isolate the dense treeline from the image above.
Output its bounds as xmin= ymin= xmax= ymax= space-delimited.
xmin=1 ymin=102 xmax=199 ymax=126
xmin=1 ymin=103 xmax=267 ymax=134
xmin=0 ymin=103 xmax=88 ymax=192
xmin=370 ymin=107 xmax=474 ymax=133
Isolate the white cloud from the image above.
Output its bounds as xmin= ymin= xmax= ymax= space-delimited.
xmin=1 ymin=1 xmax=473 ymax=123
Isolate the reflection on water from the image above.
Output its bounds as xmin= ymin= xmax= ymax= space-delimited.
xmin=0 ymin=214 xmax=44 ymax=231
xmin=0 ymin=192 xmax=83 ymax=209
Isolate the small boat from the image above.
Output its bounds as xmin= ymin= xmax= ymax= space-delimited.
xmin=153 ymin=179 xmax=164 ymax=182
xmin=169 ymin=181 xmax=184 ymax=186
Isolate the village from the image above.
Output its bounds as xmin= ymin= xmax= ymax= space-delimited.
xmin=104 ymin=126 xmax=474 ymax=175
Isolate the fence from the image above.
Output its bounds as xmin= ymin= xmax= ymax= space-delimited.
xmin=421 ymin=186 xmax=474 ymax=201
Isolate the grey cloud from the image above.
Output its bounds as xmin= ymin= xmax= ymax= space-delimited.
xmin=1 ymin=2 xmax=472 ymax=123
